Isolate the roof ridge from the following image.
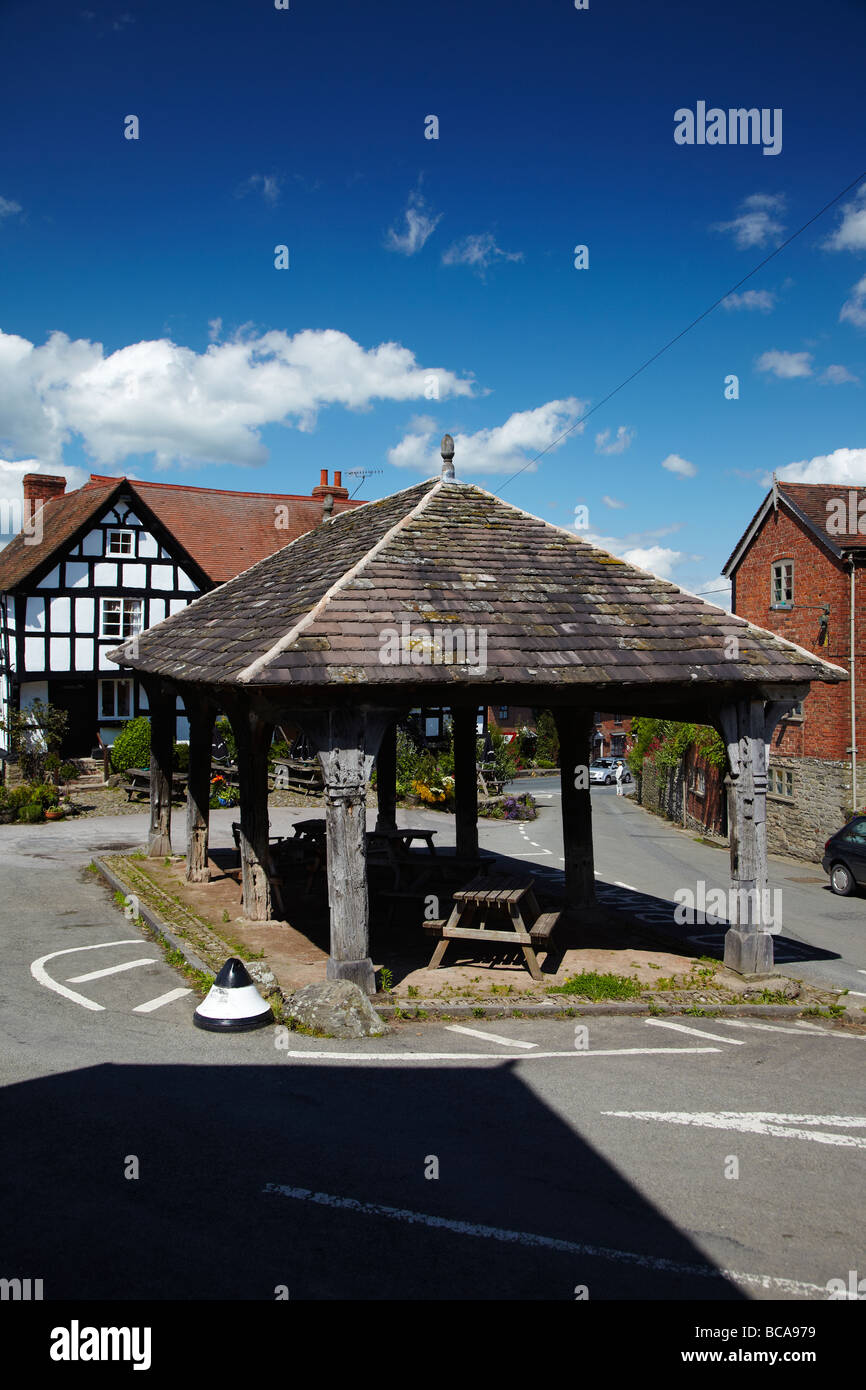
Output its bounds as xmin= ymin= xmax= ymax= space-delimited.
xmin=236 ymin=477 xmax=441 ymax=683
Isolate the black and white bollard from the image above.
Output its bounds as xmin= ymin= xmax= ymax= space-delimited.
xmin=193 ymin=958 xmax=273 ymax=1032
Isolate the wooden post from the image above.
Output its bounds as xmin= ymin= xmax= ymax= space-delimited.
xmin=234 ymin=706 xmax=274 ymax=921
xmin=302 ymin=707 xmax=391 ymax=996
xmin=554 ymin=708 xmax=596 ymax=912
xmin=718 ymin=697 xmax=797 ymax=975
xmin=146 ymin=683 xmax=174 ymax=857
xmin=453 ymin=706 xmax=478 ymax=860
xmin=185 ymin=694 xmax=215 ymax=883
xmin=375 ymin=720 xmax=398 ymax=832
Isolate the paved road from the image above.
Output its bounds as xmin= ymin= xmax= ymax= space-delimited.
xmin=503 ymin=777 xmax=866 ymax=998
xmin=1 ymin=805 xmax=864 ymax=1301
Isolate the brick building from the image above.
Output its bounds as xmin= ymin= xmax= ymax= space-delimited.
xmin=593 ymin=712 xmax=633 ymax=760
xmin=723 ymin=478 xmax=861 ymax=859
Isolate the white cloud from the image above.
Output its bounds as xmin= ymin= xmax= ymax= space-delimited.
xmin=771 ymin=447 xmax=866 ymax=486
xmin=618 ymin=545 xmax=685 ymax=579
xmin=601 ymin=495 xmax=626 ymax=509
xmin=840 ymin=275 xmax=866 ymax=329
xmin=0 ymin=459 xmax=88 ymax=492
xmin=0 ymin=326 xmax=475 ymax=471
xmin=0 ymin=196 xmax=22 ymax=221
xmin=715 ymin=193 xmax=786 ymax=249
xmin=722 ymin=289 xmax=776 ymax=312
xmin=385 ymin=188 xmax=442 ymax=256
xmin=820 ymin=363 xmax=860 ymax=386
xmin=755 ymin=348 xmax=814 ymax=379
xmin=236 ymin=173 xmax=282 ymax=205
xmin=594 ymin=425 xmax=635 ymax=455
xmin=388 ymin=398 xmax=587 ymax=476
xmin=661 ymin=453 xmax=697 ymax=478
xmin=441 ymin=232 xmax=523 ymax=274
xmin=823 ymin=184 xmax=866 ymax=252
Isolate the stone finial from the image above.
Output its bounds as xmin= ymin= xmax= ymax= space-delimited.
xmin=321 ymin=492 xmax=335 ymax=523
xmin=441 ymin=433 xmax=455 ymax=478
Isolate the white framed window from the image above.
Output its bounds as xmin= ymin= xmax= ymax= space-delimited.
xmin=100 ymin=597 xmax=142 ymax=640
xmin=771 ymin=559 xmax=793 ymax=607
xmin=770 ymin=767 xmax=794 ymax=798
xmin=106 ymin=529 xmax=135 ymax=557
xmin=100 ymin=678 xmax=133 ymax=719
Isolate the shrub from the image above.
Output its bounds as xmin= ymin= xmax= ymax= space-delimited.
xmin=110 ymin=716 xmax=151 ymax=774
xmin=24 ymin=783 xmax=60 ymax=810
xmin=534 ymin=709 xmax=560 ymax=766
xmin=18 ymin=802 xmax=46 ymax=824
xmin=60 ymin=762 xmax=79 ymax=784
xmin=173 ymin=741 xmax=189 ymax=773
xmin=0 ymin=699 xmax=69 ymax=782
xmin=215 ymin=716 xmax=237 ymax=763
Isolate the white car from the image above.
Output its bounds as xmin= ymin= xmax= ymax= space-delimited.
xmin=589 ymin=758 xmax=632 ymax=785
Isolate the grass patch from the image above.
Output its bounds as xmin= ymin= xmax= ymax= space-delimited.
xmin=746 ymin=988 xmax=796 ymax=1005
xmin=548 ymin=971 xmax=642 ymax=1001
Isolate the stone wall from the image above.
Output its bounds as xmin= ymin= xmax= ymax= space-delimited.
xmin=637 ymin=747 xmax=725 ymax=838
xmin=766 ymin=755 xmax=852 ymax=862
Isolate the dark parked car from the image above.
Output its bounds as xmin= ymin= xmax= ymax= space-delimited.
xmin=822 ymin=815 xmax=866 ymax=895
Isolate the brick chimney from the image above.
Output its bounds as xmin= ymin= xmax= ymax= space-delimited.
xmin=23 ymin=474 xmax=67 ymax=511
xmin=311 ymin=469 xmax=348 ymax=501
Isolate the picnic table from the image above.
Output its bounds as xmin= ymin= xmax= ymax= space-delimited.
xmin=292 ymin=817 xmax=326 ymax=843
xmin=123 ymin=767 xmax=188 ymax=803
xmin=272 ymin=758 xmax=324 ymax=796
xmin=423 ymin=873 xmax=560 ymax=981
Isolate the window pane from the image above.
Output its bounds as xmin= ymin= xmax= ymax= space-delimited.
xmin=117 ymin=681 xmax=131 ymax=717
xmin=100 ymin=682 xmax=114 ymax=717
xmin=102 ymin=600 xmax=121 ymax=637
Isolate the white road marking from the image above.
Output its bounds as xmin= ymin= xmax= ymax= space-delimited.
xmin=445 ymin=1025 xmax=537 ymax=1049
xmin=603 ymin=1111 xmax=866 ymax=1149
xmin=720 ymin=1018 xmax=825 ymax=1037
xmin=133 ymin=987 xmax=193 ymax=1013
xmin=275 ymin=1045 xmax=721 ymax=1061
xmin=261 ymin=1183 xmax=826 ymax=1297
xmin=792 ymin=1019 xmax=866 ymax=1040
xmin=31 ymin=939 xmax=144 ymax=1012
xmin=645 ymin=1018 xmax=745 ymax=1045
xmin=614 ymin=881 xmax=640 ymax=892
xmin=67 ymin=957 xmax=157 ymax=983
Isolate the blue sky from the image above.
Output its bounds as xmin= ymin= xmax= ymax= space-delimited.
xmin=1 ymin=0 xmax=865 ymax=599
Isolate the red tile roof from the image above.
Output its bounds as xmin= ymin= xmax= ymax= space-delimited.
xmin=0 ymin=474 xmax=365 ymax=590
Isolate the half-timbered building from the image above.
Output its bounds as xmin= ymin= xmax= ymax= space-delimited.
xmin=0 ymin=469 xmax=362 ymax=760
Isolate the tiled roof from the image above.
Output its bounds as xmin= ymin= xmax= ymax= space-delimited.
xmin=723 ymin=481 xmax=866 ymax=575
xmin=112 ymin=477 xmax=848 ymax=692
xmin=777 ymin=482 xmax=866 ymax=552
xmin=0 ymin=479 xmax=118 ymax=590
xmin=0 ymin=474 xmax=364 ymax=590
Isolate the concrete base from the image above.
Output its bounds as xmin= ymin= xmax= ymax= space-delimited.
xmin=723 ymin=927 xmax=774 ymax=976
xmin=327 ymin=955 xmax=377 ymax=996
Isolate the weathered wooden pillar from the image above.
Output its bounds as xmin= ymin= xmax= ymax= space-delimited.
xmin=185 ymin=694 xmax=215 ymax=883
xmin=303 ymin=707 xmax=391 ymax=996
xmin=375 ymin=720 xmax=398 ymax=833
xmin=718 ymin=697 xmax=798 ymax=974
xmin=453 ymin=706 xmax=478 ymax=860
xmin=554 ymin=708 xmax=596 ymax=912
xmin=234 ymin=705 xmax=274 ymax=921
xmin=145 ymin=682 xmax=174 ymax=857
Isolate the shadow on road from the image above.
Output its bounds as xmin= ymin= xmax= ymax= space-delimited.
xmin=0 ymin=1058 xmax=746 ymax=1301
